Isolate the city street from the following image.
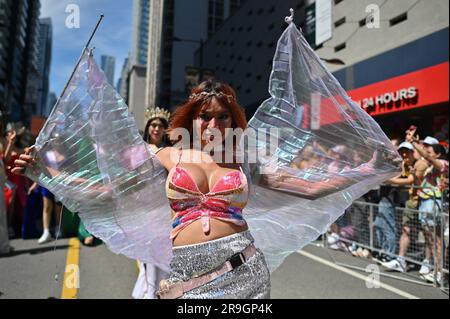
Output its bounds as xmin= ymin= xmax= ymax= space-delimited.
xmin=0 ymin=238 xmax=447 ymax=299
xmin=0 ymin=0 xmax=448 ymax=303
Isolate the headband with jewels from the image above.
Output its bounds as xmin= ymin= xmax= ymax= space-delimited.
xmin=188 ymin=90 xmax=235 ymax=103
xmin=145 ymin=106 xmax=171 ymax=122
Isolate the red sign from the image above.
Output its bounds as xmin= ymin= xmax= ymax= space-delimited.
xmin=348 ymin=62 xmax=449 ymax=116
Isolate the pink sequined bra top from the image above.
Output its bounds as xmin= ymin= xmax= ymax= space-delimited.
xmin=166 ymin=153 xmax=249 ymax=240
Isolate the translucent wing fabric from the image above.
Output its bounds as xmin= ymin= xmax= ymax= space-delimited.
xmin=25 ymin=49 xmax=172 ymax=271
xmin=243 ymin=22 xmax=401 ymax=272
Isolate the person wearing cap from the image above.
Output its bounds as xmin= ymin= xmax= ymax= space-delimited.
xmin=406 ymin=129 xmax=448 ymax=284
xmin=381 ymin=141 xmax=429 ymax=273
xmin=423 ymin=136 xmax=440 ymax=146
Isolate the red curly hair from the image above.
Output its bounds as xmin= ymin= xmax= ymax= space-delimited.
xmin=169 ymin=80 xmax=247 ymax=144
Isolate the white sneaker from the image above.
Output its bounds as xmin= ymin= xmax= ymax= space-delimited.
xmin=419 ymin=259 xmax=432 ymax=275
xmin=327 ymin=233 xmax=340 ymax=245
xmin=423 ymin=272 xmax=442 ymax=284
xmin=381 ymin=258 xmax=407 ymax=273
xmin=37 ymin=231 xmax=53 ymax=244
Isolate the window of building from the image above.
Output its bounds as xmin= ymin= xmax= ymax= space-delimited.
xmin=359 ymin=17 xmax=367 ymax=27
xmin=230 ymin=0 xmax=241 ymax=15
xmin=208 ymin=0 xmax=225 ymax=37
xmin=334 ymin=17 xmax=346 ymax=28
xmin=334 ymin=42 xmax=346 ymax=52
xmin=257 ymin=8 xmax=264 ymax=15
xmin=257 ymin=41 xmax=263 ymax=47
xmin=390 ymin=13 xmax=407 ymax=26
xmin=268 ymin=23 xmax=275 ymax=31
xmin=247 ymin=40 xmax=252 ymax=47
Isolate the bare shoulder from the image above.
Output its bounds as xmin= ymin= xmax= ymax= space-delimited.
xmin=154 ymin=146 xmax=180 ymax=171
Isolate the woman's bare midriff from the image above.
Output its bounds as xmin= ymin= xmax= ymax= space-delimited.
xmin=172 ymin=218 xmax=249 ymax=247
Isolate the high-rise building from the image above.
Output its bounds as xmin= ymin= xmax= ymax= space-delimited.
xmin=46 ymin=91 xmax=57 ymax=116
xmin=116 ymin=78 xmax=122 ymax=94
xmin=0 ymin=0 xmax=41 ymax=125
xmin=145 ymin=0 xmax=246 ymax=112
xmin=131 ymin=0 xmax=150 ymax=66
xmin=128 ymin=64 xmax=147 ymax=131
xmin=118 ymin=57 xmax=130 ymax=101
xmin=145 ymin=0 xmax=171 ymax=111
xmin=100 ymin=55 xmax=116 ymax=86
xmin=198 ymin=0 xmax=449 ymax=139
xmin=127 ymin=0 xmax=154 ymax=131
xmin=37 ymin=17 xmax=52 ymax=117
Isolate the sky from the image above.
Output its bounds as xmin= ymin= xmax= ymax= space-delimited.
xmin=40 ymin=0 xmax=133 ymax=96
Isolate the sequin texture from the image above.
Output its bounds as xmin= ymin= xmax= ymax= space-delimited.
xmin=163 ymin=230 xmax=271 ymax=299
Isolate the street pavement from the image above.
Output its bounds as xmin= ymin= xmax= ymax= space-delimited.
xmin=0 ymin=238 xmax=448 ymax=299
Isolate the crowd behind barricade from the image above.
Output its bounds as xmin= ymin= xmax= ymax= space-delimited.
xmin=320 ymin=126 xmax=449 ymax=287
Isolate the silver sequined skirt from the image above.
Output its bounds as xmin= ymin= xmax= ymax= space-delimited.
xmin=165 ymin=230 xmax=271 ymax=299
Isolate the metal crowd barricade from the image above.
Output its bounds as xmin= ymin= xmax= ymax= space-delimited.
xmin=324 ymin=185 xmax=449 ymax=291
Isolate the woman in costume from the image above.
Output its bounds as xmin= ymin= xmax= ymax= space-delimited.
xmin=143 ymin=107 xmax=171 ymax=150
xmin=133 ymin=107 xmax=171 ymax=299
xmin=13 ymin=11 xmax=401 ymax=299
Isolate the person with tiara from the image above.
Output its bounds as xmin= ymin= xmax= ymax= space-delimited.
xmin=13 ymin=10 xmax=401 ymax=298
xmin=132 ymin=106 xmax=171 ymax=299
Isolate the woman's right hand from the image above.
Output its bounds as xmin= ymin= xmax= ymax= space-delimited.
xmin=12 ymin=146 xmax=36 ymax=176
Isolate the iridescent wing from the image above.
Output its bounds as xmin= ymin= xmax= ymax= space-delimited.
xmin=243 ymin=22 xmax=401 ymax=272
xmin=26 ymin=49 xmax=172 ymax=271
